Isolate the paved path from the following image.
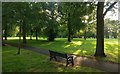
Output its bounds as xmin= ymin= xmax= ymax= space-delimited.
xmin=3 ymin=42 xmax=119 ymax=72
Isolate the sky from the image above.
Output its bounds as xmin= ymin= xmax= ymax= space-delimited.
xmin=104 ymin=2 xmax=118 ymax=21
xmin=105 ymin=9 xmax=118 ymax=20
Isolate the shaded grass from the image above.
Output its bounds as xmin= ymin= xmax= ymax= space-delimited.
xmin=2 ymin=45 xmax=103 ymax=72
xmin=4 ymin=37 xmax=119 ymax=63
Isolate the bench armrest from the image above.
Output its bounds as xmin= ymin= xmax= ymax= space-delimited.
xmin=67 ymin=55 xmax=73 ymax=59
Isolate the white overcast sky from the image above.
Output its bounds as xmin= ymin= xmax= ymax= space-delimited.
xmin=104 ymin=2 xmax=118 ymax=20
xmin=104 ymin=9 xmax=118 ymax=20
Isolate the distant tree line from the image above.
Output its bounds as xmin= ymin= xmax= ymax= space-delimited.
xmin=2 ymin=2 xmax=96 ymax=42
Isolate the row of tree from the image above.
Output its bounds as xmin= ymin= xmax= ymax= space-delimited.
xmin=2 ymin=2 xmax=96 ymax=42
xmin=104 ymin=19 xmax=119 ymax=38
xmin=2 ymin=2 xmax=117 ymax=57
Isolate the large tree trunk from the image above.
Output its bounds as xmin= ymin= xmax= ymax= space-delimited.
xmin=84 ymin=30 xmax=86 ymax=40
xmin=22 ymin=21 xmax=26 ymax=44
xmin=2 ymin=35 xmax=3 ymax=41
xmin=94 ymin=2 xmax=106 ymax=57
xmin=47 ymin=28 xmax=55 ymax=41
xmin=36 ymin=28 xmax=38 ymax=41
xmin=4 ymin=28 xmax=7 ymax=40
xmin=30 ymin=35 xmax=32 ymax=40
xmin=67 ymin=12 xmax=71 ymax=42
xmin=17 ymin=23 xmax=22 ymax=55
xmin=30 ymin=29 xmax=32 ymax=40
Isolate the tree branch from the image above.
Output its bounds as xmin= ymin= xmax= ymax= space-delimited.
xmin=103 ymin=2 xmax=117 ymax=17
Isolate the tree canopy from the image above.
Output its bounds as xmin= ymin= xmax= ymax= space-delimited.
xmin=2 ymin=2 xmax=118 ymax=56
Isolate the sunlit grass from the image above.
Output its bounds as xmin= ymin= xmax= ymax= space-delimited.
xmin=71 ymin=41 xmax=83 ymax=46
xmin=4 ymin=37 xmax=119 ymax=63
xmin=73 ymin=50 xmax=81 ymax=55
xmin=2 ymin=45 xmax=103 ymax=72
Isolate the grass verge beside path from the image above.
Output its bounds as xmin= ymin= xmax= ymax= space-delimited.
xmin=4 ymin=37 xmax=119 ymax=63
xmin=2 ymin=45 xmax=103 ymax=72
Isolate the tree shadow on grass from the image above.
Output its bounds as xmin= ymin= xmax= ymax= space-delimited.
xmin=104 ymin=43 xmax=119 ymax=63
xmin=4 ymin=38 xmax=119 ymax=63
xmin=15 ymin=38 xmax=97 ymax=57
xmin=62 ymin=39 xmax=96 ymax=57
xmin=34 ymin=39 xmax=119 ymax=63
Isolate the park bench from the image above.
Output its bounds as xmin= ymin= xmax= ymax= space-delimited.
xmin=49 ymin=50 xmax=74 ymax=67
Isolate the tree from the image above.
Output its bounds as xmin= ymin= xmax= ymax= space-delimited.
xmin=12 ymin=2 xmax=30 ymax=44
xmin=17 ymin=20 xmax=22 ymax=55
xmin=2 ymin=3 xmax=21 ymax=40
xmin=43 ymin=2 xmax=59 ymax=41
xmin=94 ymin=2 xmax=106 ymax=57
xmin=104 ymin=19 xmax=119 ymax=38
xmin=29 ymin=2 xmax=43 ymax=41
xmin=94 ymin=2 xmax=117 ymax=57
xmin=60 ymin=2 xmax=95 ymax=42
xmin=2 ymin=3 xmax=13 ymax=40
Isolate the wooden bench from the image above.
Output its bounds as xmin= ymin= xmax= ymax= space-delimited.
xmin=49 ymin=50 xmax=74 ymax=66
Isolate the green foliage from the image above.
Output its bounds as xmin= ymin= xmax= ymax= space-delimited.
xmin=104 ymin=19 xmax=119 ymax=38
xmin=2 ymin=2 xmax=96 ymax=41
xmin=2 ymin=2 xmax=32 ymax=42
xmin=2 ymin=3 xmax=18 ymax=38
xmin=42 ymin=2 xmax=60 ymax=41
xmin=58 ymin=2 xmax=96 ymax=41
xmin=2 ymin=2 xmax=117 ymax=42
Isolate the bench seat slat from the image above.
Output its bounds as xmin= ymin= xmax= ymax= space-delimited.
xmin=49 ymin=50 xmax=73 ymax=67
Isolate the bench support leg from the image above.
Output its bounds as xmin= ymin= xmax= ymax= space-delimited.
xmin=50 ymin=56 xmax=57 ymax=61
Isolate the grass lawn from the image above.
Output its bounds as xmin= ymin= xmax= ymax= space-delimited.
xmin=2 ymin=45 xmax=103 ymax=72
xmin=3 ymin=37 xmax=119 ymax=63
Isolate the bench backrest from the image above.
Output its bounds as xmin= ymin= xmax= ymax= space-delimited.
xmin=49 ymin=50 xmax=67 ymax=58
